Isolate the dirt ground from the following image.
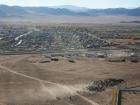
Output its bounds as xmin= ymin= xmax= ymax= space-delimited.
xmin=0 ymin=54 xmax=139 ymax=105
xmin=122 ymin=92 xmax=140 ymax=105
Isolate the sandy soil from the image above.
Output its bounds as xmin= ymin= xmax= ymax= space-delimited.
xmin=0 ymin=54 xmax=139 ymax=105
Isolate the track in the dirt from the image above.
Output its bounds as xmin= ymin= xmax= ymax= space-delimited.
xmin=0 ymin=64 xmax=99 ymax=105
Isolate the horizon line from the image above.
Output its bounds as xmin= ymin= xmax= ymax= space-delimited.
xmin=0 ymin=4 xmax=139 ymax=9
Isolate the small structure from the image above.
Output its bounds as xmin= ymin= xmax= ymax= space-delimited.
xmin=112 ymin=86 xmax=140 ymax=105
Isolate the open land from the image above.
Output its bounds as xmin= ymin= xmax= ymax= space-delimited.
xmin=0 ymin=22 xmax=140 ymax=105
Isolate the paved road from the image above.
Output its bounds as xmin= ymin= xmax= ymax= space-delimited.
xmin=15 ymin=31 xmax=33 ymax=41
xmin=15 ymin=27 xmax=39 ymax=41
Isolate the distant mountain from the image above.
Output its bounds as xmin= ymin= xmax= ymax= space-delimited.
xmin=50 ymin=5 xmax=89 ymax=12
xmin=0 ymin=5 xmax=140 ymax=17
xmin=0 ymin=5 xmax=27 ymax=16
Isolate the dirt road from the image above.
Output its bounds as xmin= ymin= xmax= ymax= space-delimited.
xmin=0 ymin=59 xmax=99 ymax=105
xmin=0 ymin=54 xmax=139 ymax=105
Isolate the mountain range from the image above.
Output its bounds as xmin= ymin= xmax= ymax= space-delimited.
xmin=0 ymin=5 xmax=140 ymax=17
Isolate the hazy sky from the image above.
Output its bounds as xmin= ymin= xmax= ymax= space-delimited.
xmin=0 ymin=0 xmax=140 ymax=8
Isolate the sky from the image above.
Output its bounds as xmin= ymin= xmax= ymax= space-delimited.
xmin=0 ymin=0 xmax=140 ymax=8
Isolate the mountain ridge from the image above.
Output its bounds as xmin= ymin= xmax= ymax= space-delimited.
xmin=0 ymin=5 xmax=140 ymax=17
xmin=49 ymin=5 xmax=89 ymax=12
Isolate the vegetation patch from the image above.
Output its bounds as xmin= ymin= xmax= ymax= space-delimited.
xmin=87 ymin=78 xmax=125 ymax=92
xmin=51 ymin=58 xmax=59 ymax=61
xmin=68 ymin=59 xmax=75 ymax=63
xmin=130 ymin=58 xmax=139 ymax=63
xmin=107 ymin=57 xmax=126 ymax=62
xmin=39 ymin=60 xmax=51 ymax=63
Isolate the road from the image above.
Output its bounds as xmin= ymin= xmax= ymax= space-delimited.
xmin=15 ymin=27 xmax=39 ymax=41
xmin=15 ymin=31 xmax=33 ymax=41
